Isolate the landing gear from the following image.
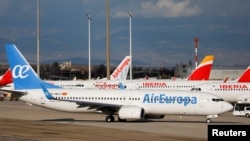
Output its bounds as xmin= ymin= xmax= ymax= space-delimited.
xmin=106 ymin=115 xmax=115 ymax=122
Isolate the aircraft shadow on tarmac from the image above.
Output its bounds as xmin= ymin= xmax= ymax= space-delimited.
xmin=40 ymin=118 xmax=240 ymax=124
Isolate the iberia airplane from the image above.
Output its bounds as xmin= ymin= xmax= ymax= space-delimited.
xmin=47 ymin=55 xmax=215 ymax=90
xmin=192 ymin=66 xmax=250 ymax=103
xmin=0 ymin=44 xmax=232 ymax=123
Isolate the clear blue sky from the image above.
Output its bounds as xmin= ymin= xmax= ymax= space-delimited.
xmin=0 ymin=0 xmax=250 ymax=68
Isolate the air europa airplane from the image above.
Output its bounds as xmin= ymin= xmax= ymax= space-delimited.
xmin=0 ymin=44 xmax=232 ymax=123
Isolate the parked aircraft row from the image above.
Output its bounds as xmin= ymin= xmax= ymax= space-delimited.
xmin=1 ymin=46 xmax=250 ymax=105
xmin=0 ymin=44 xmax=233 ymax=122
xmin=0 ymin=54 xmax=214 ymax=100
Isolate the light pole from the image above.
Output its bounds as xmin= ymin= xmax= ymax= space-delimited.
xmin=86 ymin=13 xmax=91 ymax=80
xmin=106 ymin=0 xmax=110 ymax=80
xmin=127 ymin=10 xmax=132 ymax=80
xmin=36 ymin=0 xmax=40 ymax=77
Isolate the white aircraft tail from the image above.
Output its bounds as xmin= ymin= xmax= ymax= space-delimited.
xmin=101 ymin=56 xmax=131 ymax=80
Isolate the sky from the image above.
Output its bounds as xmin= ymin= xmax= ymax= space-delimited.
xmin=0 ymin=0 xmax=250 ymax=68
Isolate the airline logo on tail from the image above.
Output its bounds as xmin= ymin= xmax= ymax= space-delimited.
xmin=5 ymin=44 xmax=60 ymax=90
xmin=236 ymin=66 xmax=250 ymax=82
xmin=0 ymin=68 xmax=13 ymax=86
xmin=111 ymin=56 xmax=131 ymax=80
xmin=187 ymin=55 xmax=214 ymax=80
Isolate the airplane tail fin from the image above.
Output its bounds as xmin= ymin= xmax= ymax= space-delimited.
xmin=0 ymin=68 xmax=13 ymax=86
xmin=5 ymin=44 xmax=61 ymax=90
xmin=110 ymin=56 xmax=131 ymax=80
xmin=186 ymin=55 xmax=214 ymax=80
xmin=235 ymin=66 xmax=250 ymax=82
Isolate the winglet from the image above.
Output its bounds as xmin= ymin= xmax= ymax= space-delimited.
xmin=186 ymin=55 xmax=214 ymax=80
xmin=110 ymin=56 xmax=131 ymax=80
xmin=236 ymin=66 xmax=250 ymax=82
xmin=0 ymin=68 xmax=13 ymax=86
xmin=5 ymin=44 xmax=61 ymax=90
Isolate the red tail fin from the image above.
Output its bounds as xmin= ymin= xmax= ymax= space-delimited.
xmin=187 ymin=55 xmax=214 ymax=80
xmin=236 ymin=66 xmax=250 ymax=82
xmin=0 ymin=68 xmax=13 ymax=86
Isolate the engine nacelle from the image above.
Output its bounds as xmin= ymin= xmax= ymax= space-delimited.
xmin=144 ymin=114 xmax=165 ymax=119
xmin=118 ymin=106 xmax=144 ymax=120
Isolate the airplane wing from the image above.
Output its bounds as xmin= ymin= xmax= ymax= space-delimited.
xmin=40 ymin=83 xmax=122 ymax=114
xmin=0 ymin=88 xmax=27 ymax=99
xmin=50 ymin=97 xmax=122 ymax=114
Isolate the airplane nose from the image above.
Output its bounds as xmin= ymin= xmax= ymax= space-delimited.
xmin=223 ymin=102 xmax=233 ymax=112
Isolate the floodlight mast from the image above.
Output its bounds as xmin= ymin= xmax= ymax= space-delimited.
xmin=127 ymin=10 xmax=132 ymax=80
xmin=86 ymin=13 xmax=92 ymax=80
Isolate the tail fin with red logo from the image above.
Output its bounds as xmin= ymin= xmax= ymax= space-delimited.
xmin=110 ymin=56 xmax=131 ymax=80
xmin=186 ymin=55 xmax=214 ymax=80
xmin=235 ymin=66 xmax=250 ymax=82
xmin=0 ymin=68 xmax=13 ymax=87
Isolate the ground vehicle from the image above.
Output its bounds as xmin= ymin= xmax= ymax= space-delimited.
xmin=233 ymin=103 xmax=250 ymax=118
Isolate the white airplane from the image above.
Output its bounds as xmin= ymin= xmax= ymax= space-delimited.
xmin=44 ymin=55 xmax=131 ymax=89
xmin=48 ymin=55 xmax=215 ymax=90
xmin=115 ymin=55 xmax=215 ymax=90
xmin=0 ymin=44 xmax=233 ymax=123
xmin=192 ymin=66 xmax=250 ymax=103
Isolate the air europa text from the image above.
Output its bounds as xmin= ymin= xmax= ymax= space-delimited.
xmin=143 ymin=94 xmax=197 ymax=106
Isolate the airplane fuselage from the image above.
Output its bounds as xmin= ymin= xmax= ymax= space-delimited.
xmin=194 ymin=82 xmax=250 ymax=103
xmin=19 ymin=89 xmax=232 ymax=116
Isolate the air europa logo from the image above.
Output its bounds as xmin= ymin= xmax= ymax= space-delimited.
xmin=219 ymin=84 xmax=248 ymax=89
xmin=112 ymin=58 xmax=130 ymax=79
xmin=95 ymin=82 xmax=119 ymax=89
xmin=12 ymin=65 xmax=30 ymax=79
xmin=143 ymin=94 xmax=197 ymax=106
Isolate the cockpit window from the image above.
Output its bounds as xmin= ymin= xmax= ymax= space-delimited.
xmin=191 ymin=88 xmax=201 ymax=91
xmin=212 ymin=98 xmax=224 ymax=102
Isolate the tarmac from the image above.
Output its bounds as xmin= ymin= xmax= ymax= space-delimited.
xmin=0 ymin=100 xmax=249 ymax=141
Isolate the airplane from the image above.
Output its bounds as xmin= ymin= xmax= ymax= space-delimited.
xmin=44 ymin=55 xmax=130 ymax=89
xmin=192 ymin=81 xmax=250 ymax=104
xmin=45 ymin=55 xmax=215 ymax=90
xmin=192 ymin=66 xmax=250 ymax=103
xmin=0 ymin=44 xmax=233 ymax=123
